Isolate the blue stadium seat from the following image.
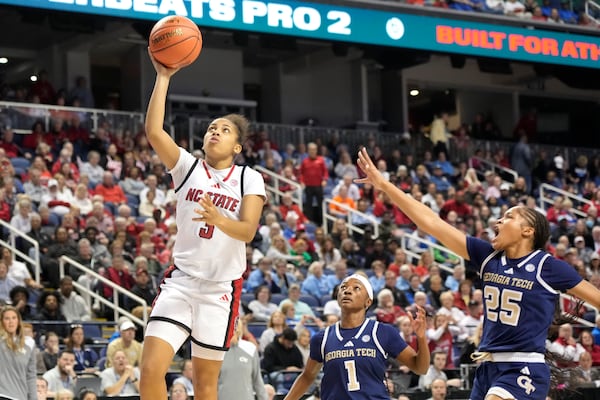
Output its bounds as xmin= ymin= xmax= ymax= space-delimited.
xmin=11 ymin=157 xmax=30 ymax=171
xmin=126 ymin=193 xmax=140 ymax=208
xmin=271 ymin=293 xmax=286 ymax=306
xmin=247 ymin=323 xmax=267 ymax=339
xmin=299 ymin=295 xmax=319 ymax=308
xmin=96 ymin=356 xmax=106 ymax=371
xmin=242 ymin=293 xmax=255 ymax=305
xmin=320 ymin=295 xmax=333 ymax=307
xmin=82 ymin=323 xmax=103 ymax=341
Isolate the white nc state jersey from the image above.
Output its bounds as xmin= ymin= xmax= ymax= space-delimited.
xmin=170 ymin=148 xmax=266 ymax=281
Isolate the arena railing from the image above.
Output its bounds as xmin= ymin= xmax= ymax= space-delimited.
xmin=254 ymin=165 xmax=303 ymax=211
xmin=185 ymin=117 xmax=406 ymax=155
xmin=0 ymin=219 xmax=41 ymax=283
xmin=586 ymin=0 xmax=600 ymax=23
xmin=0 ymin=100 xmax=144 ymax=136
xmin=538 ymin=183 xmax=593 ymax=219
xmin=59 ymin=256 xmax=148 ymax=329
xmin=398 ymin=231 xmax=466 ymax=275
xmin=468 ymin=155 xmax=518 ymax=185
xmin=322 ymin=199 xmax=380 ymax=239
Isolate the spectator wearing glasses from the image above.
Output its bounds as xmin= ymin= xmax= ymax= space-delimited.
xmin=169 ymin=382 xmax=189 ymax=400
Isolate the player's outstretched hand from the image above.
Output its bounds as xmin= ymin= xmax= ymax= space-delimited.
xmin=355 ymin=147 xmax=387 ymax=191
xmin=408 ymin=305 xmax=427 ymax=339
xmin=147 ymin=47 xmax=180 ymax=78
xmin=193 ymin=193 xmax=223 ymax=226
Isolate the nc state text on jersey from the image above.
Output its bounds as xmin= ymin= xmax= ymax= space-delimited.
xmin=185 ymin=188 xmax=240 ymax=212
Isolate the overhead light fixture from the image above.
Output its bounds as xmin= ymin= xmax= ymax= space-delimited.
xmin=0 ymin=57 xmax=7 ymax=64
xmin=30 ymin=75 xmax=38 ymax=82
xmin=409 ymin=89 xmax=419 ymax=96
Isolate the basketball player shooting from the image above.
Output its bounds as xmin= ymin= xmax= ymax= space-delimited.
xmin=139 ymin=49 xmax=266 ymax=400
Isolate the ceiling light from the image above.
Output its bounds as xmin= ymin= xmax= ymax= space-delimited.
xmin=30 ymin=75 xmax=38 ymax=82
xmin=409 ymin=89 xmax=419 ymax=96
xmin=0 ymin=57 xmax=7 ymax=64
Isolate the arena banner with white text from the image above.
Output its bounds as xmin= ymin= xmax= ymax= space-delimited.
xmin=5 ymin=0 xmax=600 ymax=69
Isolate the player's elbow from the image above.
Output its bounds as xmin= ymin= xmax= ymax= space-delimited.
xmin=414 ymin=364 xmax=429 ymax=375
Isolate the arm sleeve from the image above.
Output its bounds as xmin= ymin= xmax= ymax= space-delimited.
xmin=379 ymin=323 xmax=407 ymax=358
xmin=308 ymin=331 xmax=325 ymax=363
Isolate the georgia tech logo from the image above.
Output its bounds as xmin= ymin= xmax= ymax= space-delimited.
xmin=517 ymin=375 xmax=536 ymax=395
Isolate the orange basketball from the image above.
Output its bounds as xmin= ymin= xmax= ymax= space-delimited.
xmin=149 ymin=15 xmax=202 ymax=69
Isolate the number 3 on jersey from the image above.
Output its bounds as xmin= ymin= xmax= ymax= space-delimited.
xmin=344 ymin=360 xmax=360 ymax=391
xmin=199 ymin=224 xmax=214 ymax=239
xmin=484 ymin=286 xmax=523 ymax=326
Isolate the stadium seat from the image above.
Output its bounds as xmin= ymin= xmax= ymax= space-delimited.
xmin=320 ymin=295 xmax=333 ymax=307
xmin=299 ymin=295 xmax=319 ymax=308
xmin=126 ymin=194 xmax=140 ymax=209
xmin=247 ymin=323 xmax=267 ymax=339
xmin=11 ymin=157 xmax=30 ymax=171
xmin=242 ymin=293 xmax=255 ymax=305
xmin=74 ymin=374 xmax=102 ymax=395
xmin=96 ymin=357 xmax=106 ymax=371
xmin=271 ymin=293 xmax=286 ymax=306
xmin=82 ymin=323 xmax=103 ymax=342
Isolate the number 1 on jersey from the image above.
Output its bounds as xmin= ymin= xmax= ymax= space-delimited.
xmin=199 ymin=224 xmax=214 ymax=239
xmin=344 ymin=360 xmax=360 ymax=391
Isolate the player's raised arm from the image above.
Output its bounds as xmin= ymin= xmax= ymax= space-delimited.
xmin=283 ymin=358 xmax=323 ymax=400
xmin=356 ymin=148 xmax=469 ymax=260
xmin=145 ymin=48 xmax=181 ymax=170
xmin=567 ymin=279 xmax=600 ymax=310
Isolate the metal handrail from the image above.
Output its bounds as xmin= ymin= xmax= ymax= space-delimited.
xmin=558 ymin=293 xmax=596 ymax=327
xmin=59 ymin=256 xmax=148 ymax=328
xmin=254 ymin=165 xmax=303 ymax=211
xmin=468 ymin=156 xmax=518 ymax=184
xmin=0 ymin=219 xmax=40 ymax=283
xmin=398 ymin=231 xmax=465 ymax=275
xmin=322 ymin=199 xmax=379 ymax=239
xmin=0 ymin=100 xmax=144 ymax=134
xmin=538 ymin=183 xmax=592 ymax=219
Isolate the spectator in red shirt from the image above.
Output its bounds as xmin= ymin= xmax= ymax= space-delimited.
xmin=102 ymin=255 xmax=135 ymax=301
xmin=439 ymin=190 xmax=472 ymax=221
xmin=0 ymin=128 xmax=23 ymax=158
xmin=299 ymin=142 xmax=328 ymax=225
xmin=279 ymin=192 xmax=308 ymax=225
xmin=94 ymin=171 xmax=127 ymax=215
xmin=51 ymin=148 xmax=79 ymax=178
xmin=375 ymin=288 xmax=406 ymax=324
xmin=373 ymin=191 xmax=412 ymax=226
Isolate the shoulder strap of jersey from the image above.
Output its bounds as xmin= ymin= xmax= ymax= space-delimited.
xmin=480 ymin=249 xmax=501 ymax=277
xmin=241 ymin=165 xmax=247 ymax=197
xmin=371 ymin=320 xmax=388 ymax=358
xmin=321 ymin=325 xmax=331 ymax=361
xmin=536 ymin=252 xmax=558 ymax=294
xmin=174 ymin=158 xmax=199 ymax=193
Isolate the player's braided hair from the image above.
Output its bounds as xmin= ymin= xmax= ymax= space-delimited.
xmin=518 ymin=206 xmax=550 ymax=250
xmin=222 ymin=113 xmax=250 ymax=145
